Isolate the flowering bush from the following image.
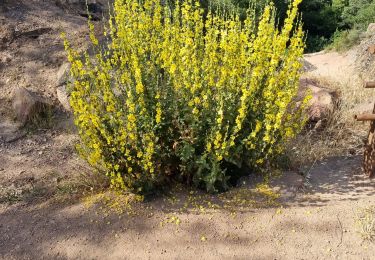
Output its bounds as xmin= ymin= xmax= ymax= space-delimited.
xmin=64 ymin=0 xmax=308 ymax=193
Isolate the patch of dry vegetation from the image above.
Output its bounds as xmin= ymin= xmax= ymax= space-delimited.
xmin=288 ymin=74 xmax=369 ymax=170
xmin=357 ymin=206 xmax=375 ymax=241
xmin=52 ymin=169 xmax=110 ymax=203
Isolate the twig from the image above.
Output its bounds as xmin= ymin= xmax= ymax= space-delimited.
xmin=336 ymin=214 xmax=343 ymax=248
xmin=304 ymin=158 xmax=317 ymax=187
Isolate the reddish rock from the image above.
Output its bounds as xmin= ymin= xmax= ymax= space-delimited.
xmin=368 ymin=45 xmax=375 ymax=54
xmin=299 ymin=78 xmax=339 ymax=123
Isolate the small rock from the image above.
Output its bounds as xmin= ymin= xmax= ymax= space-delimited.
xmin=12 ymin=86 xmax=53 ymax=125
xmin=56 ymin=62 xmax=71 ymax=86
xmin=56 ymin=85 xmax=71 ymax=112
xmin=368 ymin=45 xmax=375 ymax=54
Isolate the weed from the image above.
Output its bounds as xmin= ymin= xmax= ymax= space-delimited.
xmin=357 ymin=206 xmax=375 ymax=241
xmin=64 ymin=0 xmax=307 ymax=193
xmin=0 ymin=189 xmax=22 ymax=204
xmin=329 ymin=29 xmax=364 ymax=52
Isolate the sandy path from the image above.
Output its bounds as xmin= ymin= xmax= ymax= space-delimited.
xmin=304 ymin=50 xmax=359 ymax=85
xmin=1 ymin=149 xmax=375 ymax=259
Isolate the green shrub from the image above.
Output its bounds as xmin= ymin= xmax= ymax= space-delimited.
xmin=63 ymin=0 xmax=307 ymax=194
xmin=330 ymin=28 xmax=363 ymax=51
xmin=338 ymin=0 xmax=375 ymax=30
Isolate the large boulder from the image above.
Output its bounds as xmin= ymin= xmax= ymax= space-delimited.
xmin=299 ymin=78 xmax=339 ymax=124
xmin=12 ymin=87 xmax=53 ymax=125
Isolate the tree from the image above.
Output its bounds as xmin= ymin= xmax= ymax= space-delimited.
xmin=340 ymin=0 xmax=375 ymax=29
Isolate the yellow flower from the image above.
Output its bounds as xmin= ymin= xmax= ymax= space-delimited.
xmin=64 ymin=0 xmax=305 ymax=192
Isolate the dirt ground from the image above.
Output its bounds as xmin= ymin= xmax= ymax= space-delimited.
xmin=1 ymin=151 xmax=374 ymax=259
xmin=1 ymin=1 xmax=375 ymax=259
xmin=304 ymin=50 xmax=359 ymax=84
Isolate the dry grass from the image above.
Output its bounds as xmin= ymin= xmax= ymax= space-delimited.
xmin=288 ymin=74 xmax=370 ymax=170
xmin=0 ymin=168 xmax=109 ymax=205
xmin=357 ymin=206 xmax=375 ymax=241
xmin=53 ymin=169 xmax=110 ymax=203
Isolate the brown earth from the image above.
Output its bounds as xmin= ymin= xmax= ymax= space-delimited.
xmin=1 ymin=1 xmax=375 ymax=259
xmin=1 ymin=152 xmax=374 ymax=259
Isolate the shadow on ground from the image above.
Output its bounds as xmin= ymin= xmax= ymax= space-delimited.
xmin=295 ymin=156 xmax=374 ymax=207
xmin=1 ymin=154 xmax=374 ymax=259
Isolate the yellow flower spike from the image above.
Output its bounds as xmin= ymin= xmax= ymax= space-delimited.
xmin=64 ymin=0 xmax=305 ymax=193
